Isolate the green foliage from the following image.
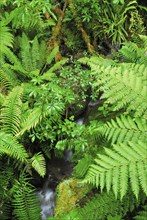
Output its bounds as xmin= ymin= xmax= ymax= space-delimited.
xmin=11 ymin=174 xmax=41 ymax=220
xmin=1 ymin=86 xmax=23 ymax=135
xmin=61 ymin=191 xmax=145 ymax=220
xmin=119 ymin=35 xmax=147 ymax=65
xmin=0 ymin=132 xmax=28 ymax=162
xmin=0 ymin=68 xmax=13 ymax=91
xmin=81 ymin=57 xmax=147 ymax=119
xmin=30 ymin=152 xmax=46 ymax=177
xmin=134 ymin=205 xmax=147 ymax=220
xmin=10 ymin=0 xmax=56 ymax=31
xmin=84 ymin=141 xmax=147 ymax=199
xmin=18 ymin=33 xmax=47 ymax=74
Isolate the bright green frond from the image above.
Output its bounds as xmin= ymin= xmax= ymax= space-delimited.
xmin=1 ymin=86 xmax=23 ymax=135
xmin=0 ymin=68 xmax=13 ymax=91
xmin=16 ymin=107 xmax=42 ymax=137
xmin=91 ymin=62 xmax=147 ymax=118
xmin=12 ymin=174 xmax=41 ymax=220
xmin=74 ymin=155 xmax=93 ymax=178
xmin=0 ymin=22 xmax=13 ymax=50
xmin=30 ymin=152 xmax=46 ymax=177
xmin=84 ymin=141 xmax=147 ymax=199
xmin=0 ymin=132 xmax=28 ymax=162
xmin=103 ymin=115 xmax=147 ymax=144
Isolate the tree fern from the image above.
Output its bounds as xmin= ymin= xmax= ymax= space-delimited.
xmin=11 ymin=174 xmax=41 ymax=220
xmin=87 ymin=61 xmax=147 ymax=119
xmin=83 ymin=141 xmax=147 ymax=199
xmin=1 ymin=86 xmax=23 ymax=135
xmin=0 ymin=132 xmax=28 ymax=162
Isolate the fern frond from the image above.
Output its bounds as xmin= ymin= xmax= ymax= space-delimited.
xmin=31 ymin=36 xmax=40 ymax=71
xmin=134 ymin=205 xmax=147 ymax=220
xmin=119 ymin=41 xmax=147 ymax=65
xmin=46 ymin=46 xmax=59 ymax=65
xmin=20 ymin=33 xmax=32 ymax=72
xmin=90 ymin=62 xmax=147 ymax=119
xmin=41 ymin=59 xmax=68 ymax=81
xmin=77 ymin=190 xmax=142 ymax=220
xmin=0 ymin=132 xmax=28 ymax=162
xmin=16 ymin=107 xmax=42 ymax=137
xmin=103 ymin=115 xmax=147 ymax=144
xmin=0 ymin=69 xmax=13 ymax=90
xmin=74 ymin=155 xmax=93 ymax=178
xmin=1 ymin=86 xmax=23 ymax=135
xmin=84 ymin=141 xmax=147 ymax=199
xmin=38 ymin=40 xmax=47 ymax=69
xmin=0 ymin=22 xmax=13 ymax=50
xmin=30 ymin=152 xmax=46 ymax=177
xmin=12 ymin=174 xmax=41 ymax=220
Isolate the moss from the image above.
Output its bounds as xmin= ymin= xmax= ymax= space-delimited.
xmin=54 ymin=178 xmax=89 ymax=217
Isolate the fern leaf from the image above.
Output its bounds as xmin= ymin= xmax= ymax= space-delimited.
xmin=12 ymin=174 xmax=41 ymax=220
xmin=31 ymin=36 xmax=40 ymax=70
xmin=74 ymin=155 xmax=93 ymax=178
xmin=103 ymin=115 xmax=147 ymax=144
xmin=46 ymin=46 xmax=59 ymax=65
xmin=30 ymin=152 xmax=46 ymax=177
xmin=1 ymin=86 xmax=23 ymax=135
xmin=134 ymin=205 xmax=147 ymax=220
xmin=20 ymin=33 xmax=32 ymax=72
xmin=0 ymin=69 xmax=13 ymax=90
xmin=84 ymin=141 xmax=147 ymax=199
xmin=41 ymin=59 xmax=68 ymax=80
xmin=0 ymin=132 xmax=28 ymax=162
xmin=0 ymin=22 xmax=13 ymax=50
xmin=16 ymin=107 xmax=42 ymax=137
xmin=91 ymin=62 xmax=147 ymax=118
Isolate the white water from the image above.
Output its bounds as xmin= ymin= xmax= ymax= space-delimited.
xmin=37 ymin=189 xmax=55 ymax=220
xmin=75 ymin=117 xmax=84 ymax=125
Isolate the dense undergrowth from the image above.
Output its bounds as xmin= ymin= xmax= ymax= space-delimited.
xmin=0 ymin=0 xmax=147 ymax=220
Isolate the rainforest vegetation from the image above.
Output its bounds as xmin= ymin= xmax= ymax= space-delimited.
xmin=0 ymin=0 xmax=147 ymax=219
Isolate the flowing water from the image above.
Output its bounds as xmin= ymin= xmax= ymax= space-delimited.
xmin=38 ymin=188 xmax=55 ymax=219
xmin=37 ymin=117 xmax=84 ymax=219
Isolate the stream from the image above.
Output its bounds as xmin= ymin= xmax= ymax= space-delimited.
xmin=37 ymin=117 xmax=84 ymax=219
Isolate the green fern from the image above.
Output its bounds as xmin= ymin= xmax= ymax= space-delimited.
xmin=134 ymin=205 xmax=147 ymax=220
xmin=63 ymin=191 xmax=144 ymax=220
xmin=0 ymin=132 xmax=28 ymax=162
xmin=0 ymin=21 xmax=13 ymax=55
xmin=87 ymin=60 xmax=147 ymax=119
xmin=0 ymin=69 xmax=13 ymax=91
xmin=30 ymin=152 xmax=46 ymax=177
xmin=74 ymin=155 xmax=93 ymax=178
xmin=83 ymin=141 xmax=147 ymax=199
xmin=119 ymin=36 xmax=147 ymax=65
xmin=103 ymin=115 xmax=147 ymax=144
xmin=16 ymin=107 xmax=42 ymax=137
xmin=1 ymin=86 xmax=23 ymax=135
xmin=11 ymin=174 xmax=41 ymax=220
